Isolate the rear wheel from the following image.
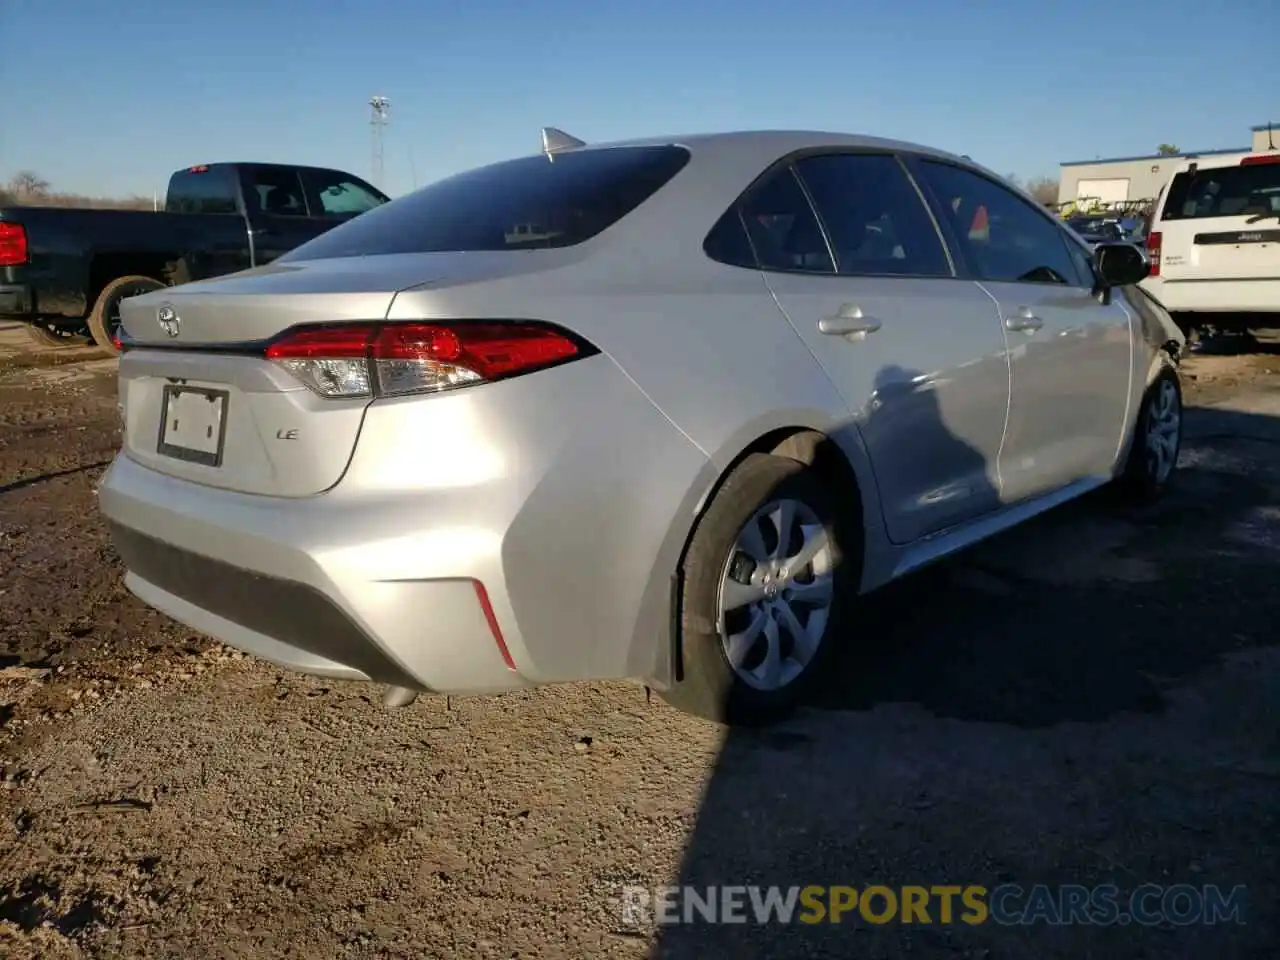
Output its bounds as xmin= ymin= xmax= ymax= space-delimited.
xmin=660 ymin=453 xmax=852 ymax=726
xmin=87 ymin=275 xmax=167 ymax=355
xmin=1117 ymin=370 xmax=1182 ymax=501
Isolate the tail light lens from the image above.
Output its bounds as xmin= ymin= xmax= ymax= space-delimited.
xmin=264 ymin=321 xmax=589 ymax=399
xmin=1240 ymin=154 xmax=1280 ymax=166
xmin=0 ymin=222 xmax=28 ymax=267
xmin=1145 ymin=231 xmax=1162 ymax=276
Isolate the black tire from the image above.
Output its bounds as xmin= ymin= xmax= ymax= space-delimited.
xmin=1116 ymin=369 xmax=1183 ymax=502
xmin=87 ymin=275 xmax=167 ymax=355
xmin=23 ymin=322 xmax=89 ymax=349
xmin=659 ymin=453 xmax=854 ymax=726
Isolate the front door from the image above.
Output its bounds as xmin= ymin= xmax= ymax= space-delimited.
xmin=740 ymin=152 xmax=1011 ymax=544
xmin=909 ymin=158 xmax=1133 ymax=503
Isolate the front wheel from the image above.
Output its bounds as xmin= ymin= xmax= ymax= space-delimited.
xmin=87 ymin=275 xmax=167 ymax=355
xmin=1117 ymin=370 xmax=1183 ymax=501
xmin=660 ymin=453 xmax=852 ymax=726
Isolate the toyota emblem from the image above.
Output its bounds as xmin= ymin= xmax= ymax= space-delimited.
xmin=157 ymin=304 xmax=180 ymax=338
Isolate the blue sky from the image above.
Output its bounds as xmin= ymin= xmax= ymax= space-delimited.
xmin=3 ymin=0 xmax=1276 ymax=199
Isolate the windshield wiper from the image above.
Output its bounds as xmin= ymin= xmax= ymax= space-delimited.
xmin=1244 ymin=212 xmax=1280 ymax=224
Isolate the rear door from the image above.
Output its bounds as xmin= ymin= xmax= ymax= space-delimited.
xmin=1154 ymin=156 xmax=1280 ymax=282
xmin=238 ymin=165 xmax=329 ymax=265
xmin=746 ymin=152 xmax=1011 ymax=544
xmin=909 ymin=157 xmax=1132 ymax=503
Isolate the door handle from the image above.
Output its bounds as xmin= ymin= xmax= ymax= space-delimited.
xmin=818 ymin=305 xmax=882 ymax=339
xmin=1005 ymin=307 xmax=1044 ymax=333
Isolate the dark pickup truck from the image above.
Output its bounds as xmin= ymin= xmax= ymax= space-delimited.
xmin=0 ymin=161 xmax=390 ymax=352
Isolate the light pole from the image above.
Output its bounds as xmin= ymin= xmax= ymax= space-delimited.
xmin=369 ymin=96 xmax=390 ymax=186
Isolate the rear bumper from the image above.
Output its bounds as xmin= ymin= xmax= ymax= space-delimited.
xmin=97 ymin=354 xmax=710 ymax=696
xmin=1140 ymin=277 xmax=1280 ymax=314
xmin=101 ymin=457 xmax=525 ymax=693
xmin=0 ymin=284 xmax=33 ymax=317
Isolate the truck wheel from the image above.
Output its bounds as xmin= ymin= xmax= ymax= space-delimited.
xmin=24 ymin=322 xmax=90 ymax=349
xmin=87 ymin=275 xmax=166 ymax=355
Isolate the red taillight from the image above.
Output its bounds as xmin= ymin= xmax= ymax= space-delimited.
xmin=264 ymin=321 xmax=587 ymax=399
xmin=1240 ymin=154 xmax=1280 ymax=165
xmin=0 ymin=222 xmax=28 ymax=267
xmin=1145 ymin=231 xmax=1162 ymax=276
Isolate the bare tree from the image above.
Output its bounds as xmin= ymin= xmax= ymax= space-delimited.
xmin=9 ymin=171 xmax=50 ymax=198
xmin=1156 ymin=144 xmax=1180 ymax=156
xmin=1023 ymin=176 xmax=1060 ymax=205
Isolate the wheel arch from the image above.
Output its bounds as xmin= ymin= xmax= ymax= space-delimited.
xmin=661 ymin=422 xmax=877 ymax=687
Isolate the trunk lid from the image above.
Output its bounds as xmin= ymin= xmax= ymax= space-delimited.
xmin=115 ymin=251 xmax=577 ymax=498
xmin=1174 ymin=226 xmax=1280 ymax=280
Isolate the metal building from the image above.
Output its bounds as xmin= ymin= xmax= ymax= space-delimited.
xmin=1057 ymin=122 xmax=1278 ymax=211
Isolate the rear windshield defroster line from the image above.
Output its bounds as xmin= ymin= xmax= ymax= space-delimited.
xmin=281 ymin=145 xmax=692 ymax=261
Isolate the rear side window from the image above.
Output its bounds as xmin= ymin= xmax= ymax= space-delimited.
xmin=165 ymin=167 xmax=238 ymax=214
xmin=736 ymin=167 xmax=835 ymax=274
xmin=243 ymin=166 xmax=309 ymax=218
xmin=282 ymin=146 xmax=690 ymax=260
xmin=793 ymin=153 xmax=951 ymax=277
xmin=1160 ymin=162 xmax=1280 ymax=221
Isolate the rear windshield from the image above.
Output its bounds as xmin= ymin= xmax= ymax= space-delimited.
xmin=1160 ymin=162 xmax=1280 ymax=221
xmin=281 ymin=145 xmax=691 ymax=261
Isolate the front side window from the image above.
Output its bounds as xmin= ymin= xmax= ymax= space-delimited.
xmin=793 ymin=153 xmax=951 ymax=278
xmin=915 ymin=161 xmax=1082 ymax=286
xmin=301 ymin=169 xmax=388 ymax=218
xmin=282 ymin=145 xmax=690 ymax=261
xmin=1064 ymin=237 xmax=1097 ymax=289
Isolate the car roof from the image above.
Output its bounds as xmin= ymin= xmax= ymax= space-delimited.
xmin=567 ymin=128 xmax=971 ymax=165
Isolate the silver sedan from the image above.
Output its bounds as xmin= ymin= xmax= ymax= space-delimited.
xmin=97 ymin=128 xmax=1184 ymax=726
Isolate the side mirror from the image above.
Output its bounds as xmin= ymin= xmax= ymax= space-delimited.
xmin=1093 ymin=241 xmax=1150 ymax=287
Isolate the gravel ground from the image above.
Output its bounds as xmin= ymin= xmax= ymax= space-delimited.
xmin=1 ymin=332 xmax=1278 ymax=959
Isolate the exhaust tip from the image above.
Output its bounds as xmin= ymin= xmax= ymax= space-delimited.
xmin=383 ymin=686 xmax=419 ymax=708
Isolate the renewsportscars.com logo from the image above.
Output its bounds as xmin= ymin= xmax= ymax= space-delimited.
xmin=616 ymin=883 xmax=1249 ymax=928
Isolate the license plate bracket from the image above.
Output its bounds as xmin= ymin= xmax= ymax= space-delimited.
xmin=157 ymin=385 xmax=229 ymax=468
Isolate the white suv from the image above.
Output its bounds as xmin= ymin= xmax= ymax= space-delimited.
xmin=1142 ymin=153 xmax=1280 ymax=334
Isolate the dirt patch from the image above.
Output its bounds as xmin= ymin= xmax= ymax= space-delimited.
xmin=0 ymin=350 xmax=1277 ymax=959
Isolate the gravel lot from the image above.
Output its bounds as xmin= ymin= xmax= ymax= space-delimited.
xmin=1 ymin=324 xmax=1278 ymax=959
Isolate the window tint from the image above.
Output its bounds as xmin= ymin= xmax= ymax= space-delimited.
xmin=282 ymin=146 xmax=689 ymax=261
xmin=301 ymin=169 xmax=388 ymax=218
xmin=916 ymin=161 xmax=1080 ymax=285
xmin=244 ymin=167 xmax=308 ymax=217
xmin=735 ymin=167 xmax=834 ymax=274
xmin=793 ymin=154 xmax=950 ymax=277
xmin=703 ymin=207 xmax=756 ymax=268
xmin=1160 ymin=163 xmax=1280 ymax=221
xmin=165 ymin=167 xmax=238 ymax=214
xmin=1063 ymin=236 xmax=1097 ymax=289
